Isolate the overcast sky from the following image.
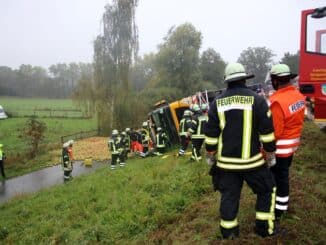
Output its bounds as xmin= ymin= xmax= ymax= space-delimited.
xmin=0 ymin=0 xmax=325 ymax=69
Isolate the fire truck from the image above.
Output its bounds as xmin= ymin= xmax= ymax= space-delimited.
xmin=299 ymin=6 xmax=326 ymax=127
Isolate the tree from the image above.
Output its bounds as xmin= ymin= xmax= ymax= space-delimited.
xmin=200 ymin=48 xmax=226 ymax=88
xmin=280 ymin=51 xmax=299 ymax=74
xmin=94 ymin=0 xmax=139 ymax=134
xmin=22 ymin=117 xmax=47 ymax=158
xmin=237 ymin=47 xmax=275 ymax=84
xmin=130 ymin=53 xmax=156 ymax=92
xmin=155 ymin=23 xmax=202 ymax=99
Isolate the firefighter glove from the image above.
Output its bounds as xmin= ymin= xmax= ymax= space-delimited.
xmin=206 ymin=152 xmax=216 ymax=166
xmin=265 ymin=152 xmax=276 ymax=168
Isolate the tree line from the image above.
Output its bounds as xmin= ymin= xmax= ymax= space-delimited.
xmin=0 ymin=62 xmax=92 ymax=98
xmin=0 ymin=0 xmax=299 ymax=134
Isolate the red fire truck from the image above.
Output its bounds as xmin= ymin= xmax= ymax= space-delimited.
xmin=299 ymin=6 xmax=326 ymax=126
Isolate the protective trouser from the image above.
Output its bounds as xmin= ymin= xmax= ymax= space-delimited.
xmin=178 ymin=136 xmax=190 ymax=156
xmin=210 ymin=165 xmax=276 ymax=238
xmin=119 ymin=150 xmax=126 ymax=167
xmin=270 ymin=155 xmax=292 ymax=219
xmin=0 ymin=160 xmax=5 ymax=178
xmin=191 ymin=138 xmax=204 ymax=161
xmin=111 ymin=154 xmax=119 ymax=169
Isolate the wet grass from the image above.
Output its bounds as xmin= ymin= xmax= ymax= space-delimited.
xmin=0 ymin=122 xmax=325 ymax=244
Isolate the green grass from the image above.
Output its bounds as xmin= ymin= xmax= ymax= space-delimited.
xmin=0 ymin=122 xmax=325 ymax=243
xmin=0 ymin=154 xmax=211 ymax=243
xmin=0 ymin=97 xmax=97 ymax=178
xmin=0 ymin=96 xmax=82 ymax=117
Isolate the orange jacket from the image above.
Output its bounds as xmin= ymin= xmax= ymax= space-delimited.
xmin=269 ymin=86 xmax=305 ymax=157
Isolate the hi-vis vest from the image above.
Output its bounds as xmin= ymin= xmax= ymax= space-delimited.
xmin=270 ymin=86 xmax=305 ymax=157
xmin=192 ymin=114 xmax=208 ymax=139
xmin=205 ymin=85 xmax=276 ymax=171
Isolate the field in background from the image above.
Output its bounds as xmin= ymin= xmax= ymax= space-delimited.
xmin=0 ymin=96 xmax=85 ymax=118
xmin=0 ymin=96 xmax=97 ymax=177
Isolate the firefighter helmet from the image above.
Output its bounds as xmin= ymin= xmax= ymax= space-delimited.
xmin=142 ymin=121 xmax=148 ymax=127
xmin=201 ymin=103 xmax=208 ymax=111
xmin=192 ymin=104 xmax=200 ymax=112
xmin=121 ymin=131 xmax=126 ymax=136
xmin=183 ymin=110 xmax=193 ymax=117
xmin=157 ymin=127 xmax=162 ymax=132
xmin=63 ymin=141 xmax=69 ymax=148
xmin=270 ymin=64 xmax=297 ymax=78
xmin=224 ymin=63 xmax=254 ymax=83
xmin=112 ymin=129 xmax=119 ymax=136
xmin=125 ymin=128 xmax=130 ymax=132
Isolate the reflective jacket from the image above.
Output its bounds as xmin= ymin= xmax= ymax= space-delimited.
xmin=192 ymin=113 xmax=208 ymax=139
xmin=156 ymin=132 xmax=168 ymax=149
xmin=179 ymin=116 xmax=194 ymax=136
xmin=269 ymin=85 xmax=305 ymax=157
xmin=109 ymin=136 xmax=121 ymax=155
xmin=62 ymin=148 xmax=72 ymax=171
xmin=140 ymin=128 xmax=150 ymax=146
xmin=205 ymin=84 xmax=276 ymax=171
xmin=0 ymin=148 xmax=4 ymax=161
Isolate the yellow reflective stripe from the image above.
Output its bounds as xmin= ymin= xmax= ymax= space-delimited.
xmin=220 ymin=219 xmax=238 ymax=229
xmin=217 ymin=111 xmax=225 ymax=160
xmin=217 ymin=158 xmax=265 ymax=170
xmin=267 ymin=109 xmax=271 ymax=118
xmin=259 ymin=132 xmax=275 ymax=143
xmin=256 ymin=212 xmax=273 ymax=220
xmin=219 ymin=152 xmax=263 ymax=163
xmin=269 ymin=187 xmax=276 ymax=234
xmin=205 ymin=136 xmax=218 ymax=145
xmin=242 ymin=109 xmax=252 ymax=159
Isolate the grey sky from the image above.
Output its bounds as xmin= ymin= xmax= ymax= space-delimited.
xmin=0 ymin=0 xmax=325 ymax=69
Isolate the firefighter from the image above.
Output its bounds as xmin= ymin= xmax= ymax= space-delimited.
xmin=108 ymin=129 xmax=121 ymax=170
xmin=205 ymin=63 xmax=277 ymax=239
xmin=125 ymin=128 xmax=131 ymax=156
xmin=119 ymin=131 xmax=128 ymax=167
xmin=0 ymin=144 xmax=6 ymax=180
xmin=178 ymin=109 xmax=194 ymax=156
xmin=62 ymin=141 xmax=73 ymax=181
xmin=190 ymin=104 xmax=208 ymax=161
xmin=269 ymin=64 xmax=305 ymax=220
xmin=155 ymin=127 xmax=169 ymax=155
xmin=140 ymin=121 xmax=150 ymax=158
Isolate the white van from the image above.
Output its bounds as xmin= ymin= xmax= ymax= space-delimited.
xmin=0 ymin=105 xmax=8 ymax=119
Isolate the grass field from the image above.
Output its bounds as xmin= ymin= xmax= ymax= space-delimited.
xmin=0 ymin=96 xmax=97 ymax=177
xmin=0 ymin=122 xmax=325 ymax=243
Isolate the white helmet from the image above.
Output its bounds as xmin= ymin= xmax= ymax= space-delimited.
xmin=142 ymin=121 xmax=148 ymax=127
xmin=125 ymin=128 xmax=130 ymax=132
xmin=112 ymin=129 xmax=119 ymax=136
xmin=121 ymin=131 xmax=126 ymax=136
xmin=224 ymin=63 xmax=254 ymax=83
xmin=157 ymin=127 xmax=162 ymax=132
xmin=201 ymin=103 xmax=208 ymax=111
xmin=183 ymin=110 xmax=193 ymax=117
xmin=192 ymin=104 xmax=200 ymax=112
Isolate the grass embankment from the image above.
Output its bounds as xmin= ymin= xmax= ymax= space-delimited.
xmin=0 ymin=96 xmax=97 ymax=178
xmin=0 ymin=122 xmax=325 ymax=244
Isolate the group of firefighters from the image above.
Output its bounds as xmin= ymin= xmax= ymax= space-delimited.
xmin=108 ymin=122 xmax=170 ymax=170
xmin=61 ymin=62 xmax=305 ymax=240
